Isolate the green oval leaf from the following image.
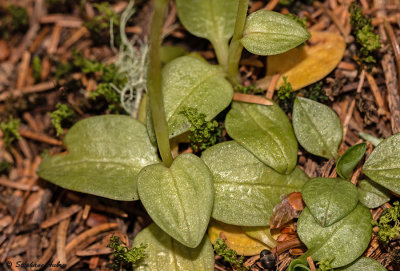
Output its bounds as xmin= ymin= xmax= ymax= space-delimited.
xmin=241 ymin=10 xmax=310 ymax=56
xmin=336 ymin=257 xmax=387 ymax=271
xmin=297 ymin=204 xmax=372 ymax=268
xmin=225 ymin=101 xmax=298 ymax=174
xmin=358 ymin=179 xmax=390 ymax=209
xmin=175 ymin=0 xmax=238 ymax=65
xmin=363 ymin=133 xmax=400 ymax=194
xmin=302 ymin=178 xmax=358 ymax=227
xmin=137 ymin=153 xmax=214 ymax=248
xmin=162 ymin=56 xmax=233 ymax=138
xmin=133 ymin=223 xmax=214 ymax=271
xmin=38 ymin=115 xmax=159 ymax=201
xmin=293 ymin=97 xmax=342 ymax=159
xmin=201 ymin=141 xmax=308 ymax=226
xmin=337 ymin=143 xmax=367 ymax=179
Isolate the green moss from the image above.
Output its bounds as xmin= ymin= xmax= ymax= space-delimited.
xmin=234 ymin=84 xmax=263 ymax=95
xmin=108 ymin=235 xmax=147 ymax=271
xmin=49 ymin=103 xmax=75 ymax=136
xmin=214 ymin=238 xmax=249 ymax=271
xmin=349 ymin=3 xmax=381 ymax=68
xmin=373 ymin=201 xmax=400 ymax=245
xmin=277 ymin=76 xmax=297 ymax=112
xmin=0 ymin=5 xmax=29 ymax=38
xmin=0 ymin=116 xmax=21 ymax=147
xmin=180 ymin=107 xmax=222 ymax=152
xmin=84 ymin=2 xmax=121 ymax=46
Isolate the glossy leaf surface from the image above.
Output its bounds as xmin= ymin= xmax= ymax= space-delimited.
xmin=137 ymin=153 xmax=214 ymax=248
xmin=162 ymin=56 xmax=233 ymax=138
xmin=297 ymin=204 xmax=372 ymax=268
xmin=293 ymin=97 xmax=342 ymax=159
xmin=336 ymin=257 xmax=387 ymax=271
xmin=302 ymin=178 xmax=358 ymax=226
xmin=225 ymin=101 xmax=298 ymax=174
xmin=358 ymin=179 xmax=390 ymax=208
xmin=337 ymin=143 xmax=367 ymax=179
xmin=38 ymin=115 xmax=159 ymax=201
xmin=201 ymin=141 xmax=308 ymax=226
xmin=267 ymin=31 xmax=346 ymax=90
xmin=208 ymin=220 xmax=270 ymax=256
xmin=363 ymin=133 xmax=400 ymax=194
xmin=133 ymin=223 xmax=214 ymax=271
xmin=241 ymin=10 xmax=310 ymax=56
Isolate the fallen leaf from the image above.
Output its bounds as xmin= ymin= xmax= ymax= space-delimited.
xmin=208 ymin=220 xmax=271 ymax=256
xmin=266 ymin=31 xmax=345 ymax=90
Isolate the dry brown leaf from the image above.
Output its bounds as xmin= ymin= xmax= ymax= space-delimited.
xmin=266 ymin=31 xmax=345 ymax=91
xmin=208 ymin=220 xmax=271 ymax=256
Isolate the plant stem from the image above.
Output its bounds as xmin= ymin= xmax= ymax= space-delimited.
xmin=212 ymin=37 xmax=229 ymax=72
xmin=227 ymin=0 xmax=249 ymax=84
xmin=147 ymin=0 xmax=173 ymax=167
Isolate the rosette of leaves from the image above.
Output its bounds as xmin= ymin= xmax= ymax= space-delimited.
xmin=37 ymin=0 xmax=318 ymax=269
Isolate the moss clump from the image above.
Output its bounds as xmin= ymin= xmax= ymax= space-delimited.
xmin=108 ymin=235 xmax=147 ymax=271
xmin=0 ymin=5 xmax=29 ymax=39
xmin=0 ymin=116 xmax=21 ymax=147
xmin=84 ymin=2 xmax=121 ymax=46
xmin=349 ymin=3 xmax=381 ymax=68
xmin=49 ymin=103 xmax=75 ymax=136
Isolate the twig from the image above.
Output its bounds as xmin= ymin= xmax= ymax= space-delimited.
xmin=19 ymin=129 xmax=63 ymax=146
xmin=266 ymin=74 xmax=280 ymax=99
xmin=272 ymin=238 xmax=304 ymax=256
xmin=307 ymin=256 xmax=316 ymax=271
xmin=0 ymin=177 xmax=39 ymax=191
xmin=265 ymin=0 xmax=280 ymax=10
xmin=365 ymin=71 xmax=389 ymax=117
xmin=233 ymin=93 xmax=273 ymax=106
xmin=56 ymin=218 xmax=70 ymax=265
xmin=40 ymin=205 xmax=82 ymax=229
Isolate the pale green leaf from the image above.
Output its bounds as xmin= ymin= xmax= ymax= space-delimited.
xmin=297 ymin=204 xmax=372 ymax=268
xmin=337 ymin=257 xmax=387 ymax=271
xmin=358 ymin=179 xmax=390 ymax=209
xmin=137 ymin=153 xmax=214 ymax=248
xmin=242 ymin=226 xmax=278 ymax=248
xmin=293 ymin=97 xmax=342 ymax=159
xmin=133 ymin=223 xmax=214 ymax=271
xmin=302 ymin=178 xmax=358 ymax=227
xmin=363 ymin=133 xmax=400 ymax=194
xmin=38 ymin=115 xmax=159 ymax=201
xmin=160 ymin=45 xmax=188 ymax=65
xmin=225 ymin=101 xmax=298 ymax=174
xmin=175 ymin=0 xmax=238 ymax=65
xmin=241 ymin=10 xmax=310 ymax=56
xmin=162 ymin=56 xmax=233 ymax=138
xmin=337 ymin=143 xmax=367 ymax=179
xmin=201 ymin=141 xmax=308 ymax=226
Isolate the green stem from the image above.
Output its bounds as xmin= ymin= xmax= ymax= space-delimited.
xmin=147 ymin=0 xmax=173 ymax=167
xmin=227 ymin=0 xmax=249 ymax=84
xmin=212 ymin=38 xmax=229 ymax=72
